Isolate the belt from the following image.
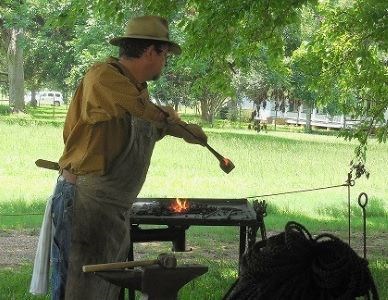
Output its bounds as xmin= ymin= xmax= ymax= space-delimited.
xmin=61 ymin=169 xmax=77 ymax=184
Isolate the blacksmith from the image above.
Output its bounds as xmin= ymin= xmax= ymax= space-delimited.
xmin=35 ymin=16 xmax=207 ymax=300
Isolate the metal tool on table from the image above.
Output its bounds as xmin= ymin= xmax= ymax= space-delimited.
xmin=82 ymin=253 xmax=177 ymax=273
xmin=154 ymin=104 xmax=235 ymax=174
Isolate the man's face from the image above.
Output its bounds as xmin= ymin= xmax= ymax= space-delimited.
xmin=150 ymin=46 xmax=169 ymax=81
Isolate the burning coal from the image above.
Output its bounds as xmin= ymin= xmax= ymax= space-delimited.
xmin=169 ymin=198 xmax=190 ymax=213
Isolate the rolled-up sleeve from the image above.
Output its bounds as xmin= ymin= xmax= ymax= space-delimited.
xmin=81 ymin=63 xmax=163 ymax=125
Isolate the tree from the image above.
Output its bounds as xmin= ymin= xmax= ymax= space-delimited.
xmin=0 ymin=1 xmax=27 ymax=111
xmin=290 ymin=45 xmax=318 ymax=133
xmin=176 ymin=0 xmax=313 ymax=121
xmin=150 ymin=57 xmax=196 ymax=111
xmin=1 ymin=1 xmax=123 ymax=109
xmin=0 ymin=0 xmax=73 ymax=109
xmin=288 ymin=4 xmax=320 ymax=133
xmin=6 ymin=0 xmax=385 ymax=167
xmin=305 ymin=0 xmax=387 ymax=161
xmin=23 ymin=3 xmax=74 ymax=102
xmin=54 ymin=0 xmax=314 ymax=120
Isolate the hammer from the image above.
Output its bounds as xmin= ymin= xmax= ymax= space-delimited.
xmin=82 ymin=253 xmax=177 ymax=273
xmin=154 ymin=104 xmax=235 ymax=174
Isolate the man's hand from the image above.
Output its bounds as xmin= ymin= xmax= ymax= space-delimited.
xmin=182 ymin=124 xmax=208 ymax=146
xmin=161 ymin=106 xmax=182 ymax=125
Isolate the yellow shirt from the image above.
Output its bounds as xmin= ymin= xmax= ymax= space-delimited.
xmin=59 ymin=58 xmax=164 ymax=175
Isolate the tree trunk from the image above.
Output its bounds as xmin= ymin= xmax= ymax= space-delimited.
xmin=7 ymin=28 xmax=25 ymax=111
xmin=31 ymin=89 xmax=37 ymax=107
xmin=305 ymin=104 xmax=312 ymax=133
xmin=228 ymin=101 xmax=238 ymax=121
xmin=274 ymin=108 xmax=278 ymax=131
xmin=200 ymin=99 xmax=209 ymax=121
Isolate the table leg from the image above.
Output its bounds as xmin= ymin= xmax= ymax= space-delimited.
xmin=125 ymin=240 xmax=135 ymax=300
xmin=239 ymin=226 xmax=247 ymax=264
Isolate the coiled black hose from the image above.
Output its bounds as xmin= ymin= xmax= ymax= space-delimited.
xmin=223 ymin=221 xmax=379 ymax=300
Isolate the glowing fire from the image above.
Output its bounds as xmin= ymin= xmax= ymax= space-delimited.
xmin=223 ymin=158 xmax=230 ymax=166
xmin=169 ymin=198 xmax=190 ymax=213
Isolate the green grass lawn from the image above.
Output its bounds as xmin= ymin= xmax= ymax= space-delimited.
xmin=0 ymin=106 xmax=387 ymax=299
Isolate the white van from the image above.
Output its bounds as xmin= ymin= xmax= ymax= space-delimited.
xmin=38 ymin=91 xmax=64 ymax=106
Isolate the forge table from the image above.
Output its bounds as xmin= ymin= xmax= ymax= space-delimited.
xmin=121 ymin=198 xmax=266 ymax=300
xmin=128 ymin=198 xmax=267 ymax=263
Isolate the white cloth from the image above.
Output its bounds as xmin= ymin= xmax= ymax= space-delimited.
xmin=29 ymin=196 xmax=53 ymax=295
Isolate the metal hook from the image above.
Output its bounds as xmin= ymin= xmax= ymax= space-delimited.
xmin=346 ymin=172 xmax=356 ymax=187
xmin=357 ymin=192 xmax=368 ymax=259
xmin=358 ymin=192 xmax=368 ymax=208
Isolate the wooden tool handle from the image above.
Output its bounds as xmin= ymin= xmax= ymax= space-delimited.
xmin=82 ymin=259 xmax=157 ymax=273
xmin=35 ymin=159 xmax=60 ymax=171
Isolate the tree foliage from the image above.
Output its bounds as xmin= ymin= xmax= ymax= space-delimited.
xmin=0 ymin=0 xmax=386 ymax=165
xmin=304 ymin=0 xmax=387 ymax=161
xmin=52 ymin=0 xmax=314 ymax=118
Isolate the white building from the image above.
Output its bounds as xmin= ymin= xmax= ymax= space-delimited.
xmin=253 ymin=99 xmax=371 ymax=129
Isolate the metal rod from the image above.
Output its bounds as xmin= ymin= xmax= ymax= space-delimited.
xmin=247 ymin=183 xmax=348 ymax=199
xmin=346 ymin=172 xmax=356 ymax=246
xmin=348 ymin=182 xmax=351 ymax=246
xmin=358 ymin=192 xmax=368 ymax=260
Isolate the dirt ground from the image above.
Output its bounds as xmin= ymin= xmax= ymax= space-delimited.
xmin=0 ymin=230 xmax=241 ymax=268
xmin=0 ymin=230 xmax=38 ymax=268
xmin=0 ymin=229 xmax=386 ymax=269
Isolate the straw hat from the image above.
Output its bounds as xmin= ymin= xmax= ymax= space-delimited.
xmin=109 ymin=16 xmax=182 ymax=55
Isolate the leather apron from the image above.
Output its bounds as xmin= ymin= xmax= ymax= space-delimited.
xmin=65 ymin=112 xmax=161 ymax=300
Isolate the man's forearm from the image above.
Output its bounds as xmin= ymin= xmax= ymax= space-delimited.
xmin=165 ymin=122 xmax=189 ymax=139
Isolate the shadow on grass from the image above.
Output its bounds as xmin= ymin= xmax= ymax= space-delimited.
xmin=0 ymin=106 xmax=67 ymax=127
xmin=317 ymin=197 xmax=387 ymax=218
xmin=265 ymin=202 xmax=387 ymax=233
xmin=1 ymin=117 xmax=64 ymax=127
xmin=27 ymin=108 xmax=67 ymax=118
xmin=0 ymin=200 xmax=46 ymax=230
